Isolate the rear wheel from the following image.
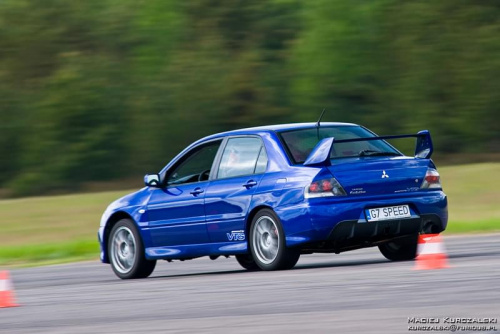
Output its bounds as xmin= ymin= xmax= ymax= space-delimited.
xmin=378 ymin=233 xmax=418 ymax=261
xmin=249 ymin=209 xmax=300 ymax=271
xmin=108 ymin=219 xmax=156 ymax=279
xmin=235 ymin=254 xmax=260 ymax=271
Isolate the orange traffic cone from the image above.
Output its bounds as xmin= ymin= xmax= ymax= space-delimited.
xmin=0 ymin=270 xmax=19 ymax=308
xmin=413 ymin=234 xmax=449 ymax=270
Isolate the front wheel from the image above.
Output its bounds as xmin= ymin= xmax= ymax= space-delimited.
xmin=249 ymin=209 xmax=300 ymax=271
xmin=378 ymin=233 xmax=418 ymax=261
xmin=108 ymin=219 xmax=156 ymax=279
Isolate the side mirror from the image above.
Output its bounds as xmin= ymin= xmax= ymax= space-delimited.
xmin=144 ymin=173 xmax=161 ymax=187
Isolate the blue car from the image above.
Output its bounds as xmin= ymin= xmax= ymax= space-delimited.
xmin=98 ymin=123 xmax=447 ymax=279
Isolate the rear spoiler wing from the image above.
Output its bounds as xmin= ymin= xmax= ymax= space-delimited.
xmin=303 ymin=130 xmax=433 ymax=167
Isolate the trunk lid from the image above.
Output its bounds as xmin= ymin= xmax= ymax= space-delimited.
xmin=328 ymin=157 xmax=430 ymax=196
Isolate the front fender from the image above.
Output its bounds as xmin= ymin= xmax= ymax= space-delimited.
xmin=98 ymin=187 xmax=154 ymax=263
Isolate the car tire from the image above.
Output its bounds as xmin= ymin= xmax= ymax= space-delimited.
xmin=108 ymin=218 xmax=156 ymax=279
xmin=235 ymin=254 xmax=261 ymax=271
xmin=249 ymin=209 xmax=300 ymax=271
xmin=378 ymin=233 xmax=419 ymax=261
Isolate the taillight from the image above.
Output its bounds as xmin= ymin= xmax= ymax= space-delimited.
xmin=305 ymin=178 xmax=346 ymax=198
xmin=420 ymin=169 xmax=442 ymax=189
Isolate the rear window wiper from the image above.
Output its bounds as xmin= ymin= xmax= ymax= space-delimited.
xmin=358 ymin=150 xmax=400 ymax=157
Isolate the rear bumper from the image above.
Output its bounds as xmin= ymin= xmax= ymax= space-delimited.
xmin=330 ymin=214 xmax=443 ymax=241
xmin=318 ymin=214 xmax=442 ymax=253
xmin=276 ymin=190 xmax=448 ymax=248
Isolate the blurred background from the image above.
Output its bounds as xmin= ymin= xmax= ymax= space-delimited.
xmin=1 ymin=0 xmax=499 ymax=198
xmin=0 ymin=0 xmax=499 ymax=265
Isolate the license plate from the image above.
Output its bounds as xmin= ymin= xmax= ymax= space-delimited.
xmin=365 ymin=205 xmax=411 ymax=222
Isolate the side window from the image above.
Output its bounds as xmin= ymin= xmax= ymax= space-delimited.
xmin=217 ymin=137 xmax=265 ymax=179
xmin=254 ymin=146 xmax=268 ymax=174
xmin=167 ymin=140 xmax=221 ymax=186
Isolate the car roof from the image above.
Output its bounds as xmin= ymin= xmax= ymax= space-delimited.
xmin=200 ymin=122 xmax=358 ymax=142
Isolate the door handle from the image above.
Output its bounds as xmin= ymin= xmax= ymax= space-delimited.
xmin=190 ymin=187 xmax=204 ymax=196
xmin=243 ymin=180 xmax=258 ymax=188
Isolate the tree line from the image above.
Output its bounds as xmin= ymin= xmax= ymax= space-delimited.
xmin=0 ymin=0 xmax=498 ymax=196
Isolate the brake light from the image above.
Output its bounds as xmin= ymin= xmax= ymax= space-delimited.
xmin=305 ymin=178 xmax=346 ymax=198
xmin=421 ymin=169 xmax=442 ymax=189
xmin=309 ymin=182 xmax=320 ymax=192
xmin=321 ymin=180 xmax=333 ymax=191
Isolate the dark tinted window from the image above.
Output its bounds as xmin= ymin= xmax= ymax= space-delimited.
xmin=167 ymin=141 xmax=221 ymax=185
xmin=279 ymin=126 xmax=399 ymax=164
xmin=217 ymin=137 xmax=265 ymax=179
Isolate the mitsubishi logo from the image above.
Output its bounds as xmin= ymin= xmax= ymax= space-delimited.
xmin=381 ymin=170 xmax=389 ymax=178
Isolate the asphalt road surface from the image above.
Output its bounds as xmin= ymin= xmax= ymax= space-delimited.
xmin=1 ymin=234 xmax=499 ymax=334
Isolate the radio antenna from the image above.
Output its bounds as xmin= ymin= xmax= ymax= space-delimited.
xmin=316 ymin=108 xmax=326 ymax=140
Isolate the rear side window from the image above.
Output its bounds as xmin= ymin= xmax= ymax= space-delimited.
xmin=254 ymin=147 xmax=268 ymax=174
xmin=279 ymin=126 xmax=399 ymax=164
xmin=217 ymin=137 xmax=267 ymax=179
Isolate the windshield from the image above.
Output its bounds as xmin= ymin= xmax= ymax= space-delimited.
xmin=279 ymin=126 xmax=400 ymax=164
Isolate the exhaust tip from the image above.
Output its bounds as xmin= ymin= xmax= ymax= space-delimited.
xmin=423 ymin=221 xmax=441 ymax=234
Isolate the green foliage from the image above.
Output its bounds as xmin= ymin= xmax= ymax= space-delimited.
xmin=0 ymin=0 xmax=498 ymax=196
xmin=0 ymin=239 xmax=98 ymax=266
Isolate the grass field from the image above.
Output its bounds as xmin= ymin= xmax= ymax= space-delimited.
xmin=0 ymin=163 xmax=498 ymax=266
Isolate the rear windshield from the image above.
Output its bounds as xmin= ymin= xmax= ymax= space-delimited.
xmin=279 ymin=126 xmax=400 ymax=164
